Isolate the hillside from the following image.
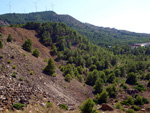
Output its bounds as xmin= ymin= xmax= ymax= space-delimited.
xmin=0 ymin=26 xmax=94 ymax=112
xmin=1 ymin=11 xmax=150 ymax=46
xmin=1 ymin=22 xmax=150 ymax=113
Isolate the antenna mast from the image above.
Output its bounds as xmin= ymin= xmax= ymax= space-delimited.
xmin=51 ymin=2 xmax=54 ymax=11
xmin=33 ymin=1 xmax=38 ymax=12
xmin=9 ymin=1 xmax=11 ymax=13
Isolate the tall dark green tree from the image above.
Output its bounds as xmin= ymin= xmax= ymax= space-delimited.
xmin=22 ymin=38 xmax=32 ymax=52
xmin=7 ymin=34 xmax=13 ymax=42
xmin=43 ymin=57 xmax=56 ymax=76
xmin=126 ymin=72 xmax=137 ymax=85
xmin=93 ymin=79 xmax=104 ymax=94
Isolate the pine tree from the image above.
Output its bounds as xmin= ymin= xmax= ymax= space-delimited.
xmin=97 ymin=90 xmax=109 ymax=104
xmin=80 ymin=98 xmax=98 ymax=113
xmin=93 ymin=79 xmax=104 ymax=94
xmin=7 ymin=34 xmax=13 ymax=42
xmin=43 ymin=57 xmax=56 ymax=76
xmin=22 ymin=39 xmax=32 ymax=52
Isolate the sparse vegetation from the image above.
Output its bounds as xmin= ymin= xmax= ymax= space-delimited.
xmin=12 ymin=103 xmax=25 ymax=110
xmin=126 ymin=109 xmax=135 ymax=113
xmin=58 ymin=104 xmax=68 ymax=110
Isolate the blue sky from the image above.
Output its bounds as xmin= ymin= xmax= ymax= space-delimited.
xmin=0 ymin=0 xmax=150 ymax=33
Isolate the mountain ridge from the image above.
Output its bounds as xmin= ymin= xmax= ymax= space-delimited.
xmin=1 ymin=11 xmax=150 ymax=46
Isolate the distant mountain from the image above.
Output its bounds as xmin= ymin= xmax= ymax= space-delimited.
xmin=1 ymin=11 xmax=150 ymax=46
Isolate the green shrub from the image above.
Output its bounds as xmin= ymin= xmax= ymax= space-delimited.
xmin=116 ymin=102 xmax=122 ymax=109
xmin=126 ymin=72 xmax=137 ymax=85
xmin=120 ymin=82 xmax=129 ymax=89
xmin=32 ymin=48 xmax=40 ymax=58
xmin=0 ymin=33 xmax=3 ymax=38
xmin=44 ymin=58 xmax=49 ymax=62
xmin=23 ymin=53 xmax=26 ymax=57
xmin=127 ymin=96 xmax=134 ymax=105
xmin=121 ymin=100 xmax=129 ymax=105
xmin=93 ymin=79 xmax=104 ymax=94
xmin=143 ymin=97 xmax=149 ymax=104
xmin=134 ymin=95 xmax=144 ymax=105
xmin=121 ymin=96 xmax=134 ymax=105
xmin=46 ymin=101 xmax=52 ymax=108
xmin=134 ymin=84 xmax=146 ymax=92
xmin=65 ymin=74 xmax=72 ymax=82
xmin=30 ymin=71 xmax=34 ymax=75
xmin=11 ymin=73 xmax=16 ymax=78
xmin=12 ymin=65 xmax=16 ymax=69
xmin=12 ymin=103 xmax=25 ymax=110
xmin=126 ymin=109 xmax=135 ymax=113
xmin=7 ymin=59 xmax=11 ymax=64
xmin=106 ymin=85 xmax=117 ymax=98
xmin=76 ymin=74 xmax=83 ymax=82
xmin=19 ymin=78 xmax=23 ymax=81
xmin=80 ymin=98 xmax=98 ymax=113
xmin=7 ymin=34 xmax=13 ymax=42
xmin=0 ymin=40 xmax=3 ymax=49
xmin=131 ymin=105 xmax=140 ymax=111
xmin=96 ymin=90 xmax=109 ymax=104
xmin=58 ymin=104 xmax=68 ymax=110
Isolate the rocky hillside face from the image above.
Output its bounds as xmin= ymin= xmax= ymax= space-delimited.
xmin=0 ymin=27 xmax=94 ymax=112
xmin=0 ymin=20 xmax=9 ymax=26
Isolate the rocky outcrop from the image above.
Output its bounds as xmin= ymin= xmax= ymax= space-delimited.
xmin=101 ymin=103 xmax=114 ymax=111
